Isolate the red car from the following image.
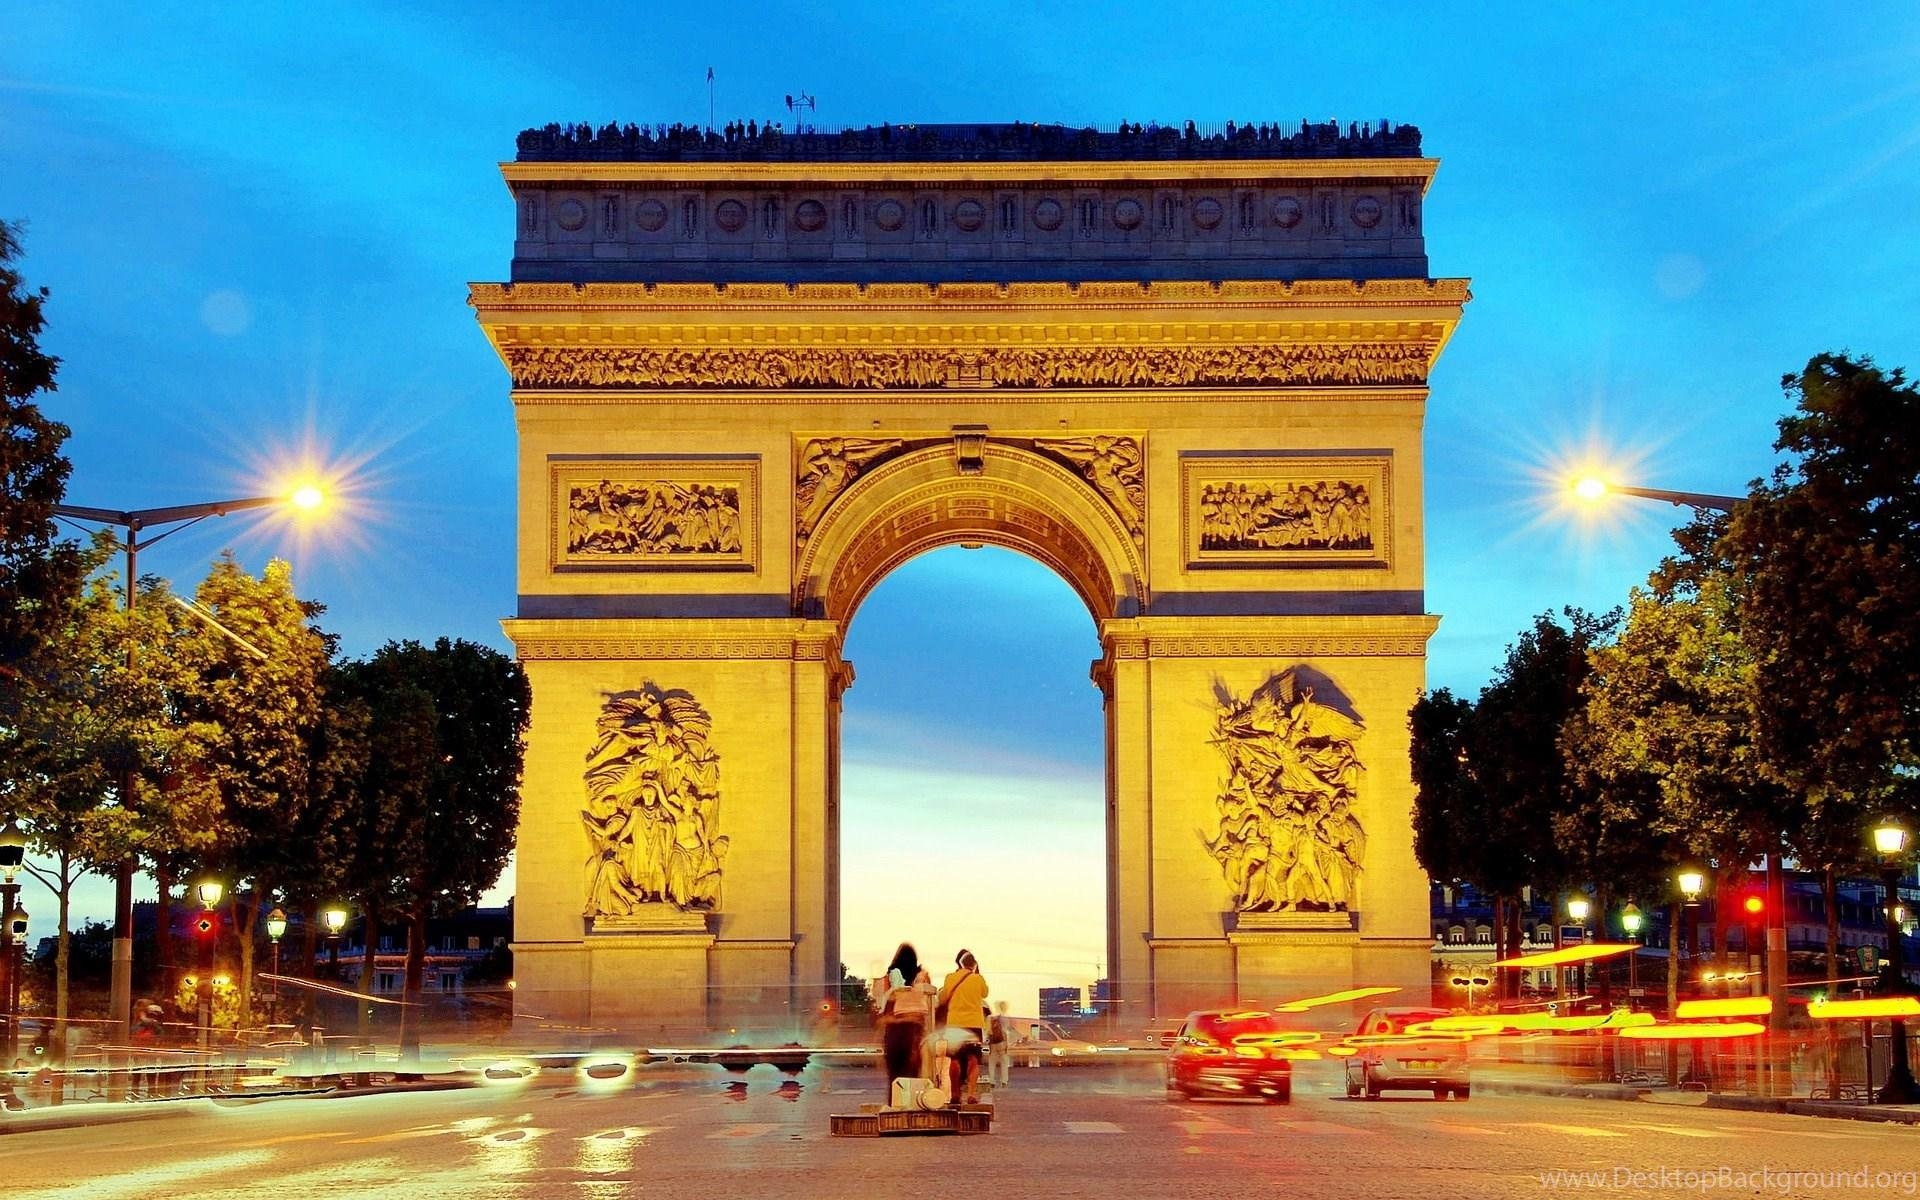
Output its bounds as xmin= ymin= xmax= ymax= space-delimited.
xmin=1165 ymin=1009 xmax=1294 ymax=1103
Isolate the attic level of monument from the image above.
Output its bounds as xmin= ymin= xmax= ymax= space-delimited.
xmin=515 ymin=119 xmax=1427 ymax=163
xmin=505 ymin=119 xmax=1436 ymax=285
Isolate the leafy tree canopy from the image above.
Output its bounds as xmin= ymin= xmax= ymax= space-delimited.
xmin=0 ymin=220 xmax=82 ymax=700
xmin=1718 ymin=354 xmax=1920 ymax=818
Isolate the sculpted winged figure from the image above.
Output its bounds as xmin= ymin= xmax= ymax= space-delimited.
xmin=1038 ymin=435 xmax=1144 ymax=541
xmin=795 ymin=437 xmax=904 ymax=543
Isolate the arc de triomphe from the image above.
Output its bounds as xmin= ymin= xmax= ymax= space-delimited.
xmin=473 ymin=121 xmax=1467 ymax=1034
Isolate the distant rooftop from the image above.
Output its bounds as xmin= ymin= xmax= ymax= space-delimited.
xmin=514 ymin=120 xmax=1423 ymax=164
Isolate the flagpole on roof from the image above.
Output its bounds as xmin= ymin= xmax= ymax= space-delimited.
xmin=707 ymin=67 xmax=714 ymax=132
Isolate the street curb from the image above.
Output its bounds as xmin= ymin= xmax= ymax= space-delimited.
xmin=1474 ymin=1079 xmax=1920 ymax=1125
xmin=0 ymin=1077 xmax=480 ymax=1135
xmin=1699 ymin=1094 xmax=1920 ymax=1125
xmin=0 ymin=1100 xmax=197 ymax=1136
xmin=1476 ymin=1080 xmax=1649 ymax=1102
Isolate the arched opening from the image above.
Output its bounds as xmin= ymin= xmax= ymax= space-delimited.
xmin=837 ymin=544 xmax=1106 ymax=1021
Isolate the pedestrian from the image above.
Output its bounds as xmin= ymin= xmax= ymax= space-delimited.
xmin=133 ymin=1004 xmax=165 ymax=1048
xmin=936 ymin=949 xmax=990 ymax=1105
xmin=874 ymin=942 xmax=933 ymax=1085
xmin=987 ymin=1000 xmax=1012 ymax=1090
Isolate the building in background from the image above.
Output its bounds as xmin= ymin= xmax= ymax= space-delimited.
xmin=1039 ymin=986 xmax=1082 ymax=1020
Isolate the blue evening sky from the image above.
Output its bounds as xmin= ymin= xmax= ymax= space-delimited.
xmin=6 ymin=4 xmax=1919 ymax=1010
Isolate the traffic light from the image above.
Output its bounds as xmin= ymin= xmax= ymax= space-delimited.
xmin=1741 ymin=894 xmax=1765 ymax=918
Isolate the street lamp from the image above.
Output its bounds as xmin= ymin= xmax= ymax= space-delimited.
xmin=1677 ymin=871 xmax=1706 ymax=904
xmin=0 ymin=819 xmax=23 ymax=1066
xmin=322 ymin=906 xmax=348 ymax=972
xmin=53 ymin=485 xmax=329 ymax=1040
xmin=265 ymin=908 xmax=288 ymax=1029
xmin=192 ymin=876 xmax=224 ymax=1058
xmin=1872 ymin=817 xmax=1915 ymax=1104
xmin=1567 ymin=895 xmax=1593 ymax=1002
xmin=1567 ymin=476 xmax=1742 ymax=514
xmin=1621 ymin=903 xmax=1644 ymax=1010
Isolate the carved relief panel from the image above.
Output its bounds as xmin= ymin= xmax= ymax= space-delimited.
xmin=583 ymin=683 xmax=727 ymax=918
xmin=551 ymin=456 xmax=759 ymax=571
xmin=1205 ymin=669 xmax=1365 ymax=913
xmin=1180 ymin=453 xmax=1389 ymax=569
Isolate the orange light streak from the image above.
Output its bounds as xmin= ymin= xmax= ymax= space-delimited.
xmin=1808 ymin=997 xmax=1920 ymax=1020
xmin=1620 ymin=1022 xmax=1767 ymax=1040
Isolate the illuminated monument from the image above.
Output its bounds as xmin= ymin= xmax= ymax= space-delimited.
xmin=473 ymin=121 xmax=1469 ymax=1031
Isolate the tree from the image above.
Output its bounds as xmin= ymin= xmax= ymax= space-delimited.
xmin=1719 ymin=354 xmax=1920 ymax=816
xmin=338 ymin=639 xmax=527 ymax=1059
xmin=329 ymin=658 xmax=433 ymax=1034
xmin=1 ymin=537 xmax=129 ymax=1044
xmin=1410 ymin=609 xmax=1620 ymax=999
xmin=0 ymin=219 xmax=82 ymax=696
xmin=171 ymin=553 xmax=332 ymax=1027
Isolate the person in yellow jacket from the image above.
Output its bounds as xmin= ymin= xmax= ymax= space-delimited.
xmin=937 ymin=949 xmax=991 ymax=1104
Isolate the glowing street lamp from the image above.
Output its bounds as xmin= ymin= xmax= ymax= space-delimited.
xmin=265 ymin=907 xmax=288 ymax=1028
xmin=1620 ymin=903 xmax=1644 ymax=1012
xmin=1677 ymin=871 xmax=1706 ymax=904
xmin=192 ymin=877 xmax=225 ymax=1057
xmin=53 ymin=481 xmax=330 ymax=1040
xmin=322 ymin=905 xmax=348 ymax=972
xmin=1566 ymin=475 xmax=1742 ymax=514
xmin=1871 ymin=817 xmax=1915 ymax=1104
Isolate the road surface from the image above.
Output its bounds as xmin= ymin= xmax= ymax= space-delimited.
xmin=10 ymin=1062 xmax=1919 ymax=1198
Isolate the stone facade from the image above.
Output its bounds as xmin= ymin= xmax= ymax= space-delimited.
xmin=476 ymin=122 xmax=1468 ymax=1035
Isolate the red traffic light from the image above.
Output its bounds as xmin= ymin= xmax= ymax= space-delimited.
xmin=1741 ymin=895 xmax=1765 ymax=916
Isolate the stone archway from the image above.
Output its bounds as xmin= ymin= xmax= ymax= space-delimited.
xmin=798 ymin=441 xmax=1145 ymax=623
xmin=482 ymin=122 xmax=1467 ymax=1035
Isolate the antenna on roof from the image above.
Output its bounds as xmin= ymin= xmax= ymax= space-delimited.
xmin=785 ymin=90 xmax=817 ymax=134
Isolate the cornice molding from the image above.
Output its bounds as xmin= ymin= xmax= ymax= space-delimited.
xmin=1097 ymin=614 xmax=1440 ymax=659
xmin=502 ymin=617 xmax=847 ymax=662
xmin=471 ymin=277 xmax=1471 ymax=312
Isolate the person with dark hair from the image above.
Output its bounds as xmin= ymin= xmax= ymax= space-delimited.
xmin=875 ymin=942 xmax=933 ymax=1084
xmin=937 ymin=949 xmax=991 ymax=1105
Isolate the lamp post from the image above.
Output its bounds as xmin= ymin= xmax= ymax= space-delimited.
xmin=265 ymin=908 xmax=288 ymax=1029
xmin=1621 ymin=903 xmax=1644 ymax=1010
xmin=0 ymin=819 xmax=23 ymax=1067
xmin=54 ymin=486 xmax=326 ymax=1039
xmin=1677 ymin=869 xmax=1707 ymax=1085
xmin=1567 ymin=895 xmax=1593 ymax=1004
xmin=1872 ymin=818 xmax=1915 ymax=1104
xmin=320 ymin=906 xmax=347 ymax=1063
xmin=192 ymin=877 xmax=225 ymax=1060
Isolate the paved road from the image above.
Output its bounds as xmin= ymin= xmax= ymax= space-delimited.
xmin=10 ymin=1063 xmax=1920 ymax=1198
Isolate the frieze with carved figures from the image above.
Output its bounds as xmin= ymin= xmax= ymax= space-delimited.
xmin=1181 ymin=454 xmax=1389 ymax=569
xmin=503 ymin=342 xmax=1433 ymax=391
xmin=552 ymin=457 xmax=758 ymax=571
